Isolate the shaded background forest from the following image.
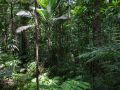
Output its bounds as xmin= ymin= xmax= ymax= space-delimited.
xmin=0 ymin=0 xmax=120 ymax=90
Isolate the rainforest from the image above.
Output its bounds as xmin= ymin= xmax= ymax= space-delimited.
xmin=0 ymin=0 xmax=120 ymax=90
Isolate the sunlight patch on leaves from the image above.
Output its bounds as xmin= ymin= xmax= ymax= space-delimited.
xmin=16 ymin=10 xmax=32 ymax=17
xmin=16 ymin=25 xmax=34 ymax=33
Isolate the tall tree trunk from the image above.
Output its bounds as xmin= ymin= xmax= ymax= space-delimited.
xmin=10 ymin=1 xmax=15 ymax=36
xmin=11 ymin=2 xmax=13 ymax=34
xmin=57 ymin=5 xmax=64 ymax=62
xmin=34 ymin=0 xmax=39 ymax=90
xmin=10 ymin=1 xmax=18 ymax=55
xmin=1 ymin=4 xmax=8 ymax=52
xmin=19 ymin=30 xmax=28 ymax=65
xmin=91 ymin=1 xmax=103 ymax=89
xmin=93 ymin=15 xmax=102 ymax=46
xmin=92 ymin=0 xmax=102 ymax=46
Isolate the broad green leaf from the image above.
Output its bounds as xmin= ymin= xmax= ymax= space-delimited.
xmin=30 ymin=7 xmax=49 ymax=21
xmin=37 ymin=0 xmax=49 ymax=8
xmin=49 ymin=0 xmax=57 ymax=9
xmin=37 ymin=9 xmax=48 ymax=21
xmin=37 ymin=0 xmax=57 ymax=10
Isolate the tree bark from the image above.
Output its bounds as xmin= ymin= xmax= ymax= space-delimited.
xmin=34 ymin=0 xmax=39 ymax=90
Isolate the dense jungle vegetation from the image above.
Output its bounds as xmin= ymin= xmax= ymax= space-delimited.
xmin=0 ymin=0 xmax=120 ymax=90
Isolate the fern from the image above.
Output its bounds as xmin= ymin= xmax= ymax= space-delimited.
xmin=77 ymin=44 xmax=120 ymax=63
xmin=19 ymin=73 xmax=90 ymax=90
xmin=76 ymin=44 xmax=120 ymax=90
xmin=61 ymin=80 xmax=90 ymax=90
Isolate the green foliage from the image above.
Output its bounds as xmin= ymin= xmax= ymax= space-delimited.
xmin=37 ymin=9 xmax=49 ymax=21
xmin=61 ymin=80 xmax=90 ymax=90
xmin=0 ymin=54 xmax=15 ymax=63
xmin=0 ymin=54 xmax=20 ymax=70
xmin=1 ymin=0 xmax=120 ymax=90
xmin=27 ymin=62 xmax=36 ymax=76
xmin=77 ymin=44 xmax=120 ymax=62
xmin=3 ymin=68 xmax=90 ymax=90
xmin=72 ymin=5 xmax=87 ymax=16
xmin=76 ymin=44 xmax=120 ymax=90
xmin=36 ymin=0 xmax=58 ymax=21
xmin=0 ymin=54 xmax=20 ymax=79
xmin=37 ymin=0 xmax=57 ymax=9
xmin=19 ymin=73 xmax=90 ymax=90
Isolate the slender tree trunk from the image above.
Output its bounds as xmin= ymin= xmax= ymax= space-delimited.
xmin=19 ymin=30 xmax=28 ymax=65
xmin=57 ymin=6 xmax=64 ymax=62
xmin=92 ymin=0 xmax=102 ymax=46
xmin=10 ymin=1 xmax=17 ymax=55
xmin=93 ymin=15 xmax=102 ymax=46
xmin=34 ymin=0 xmax=39 ymax=90
xmin=92 ymin=1 xmax=103 ymax=90
xmin=68 ymin=0 xmax=71 ymax=18
xmin=2 ymin=4 xmax=8 ymax=52
xmin=10 ymin=1 xmax=15 ymax=36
